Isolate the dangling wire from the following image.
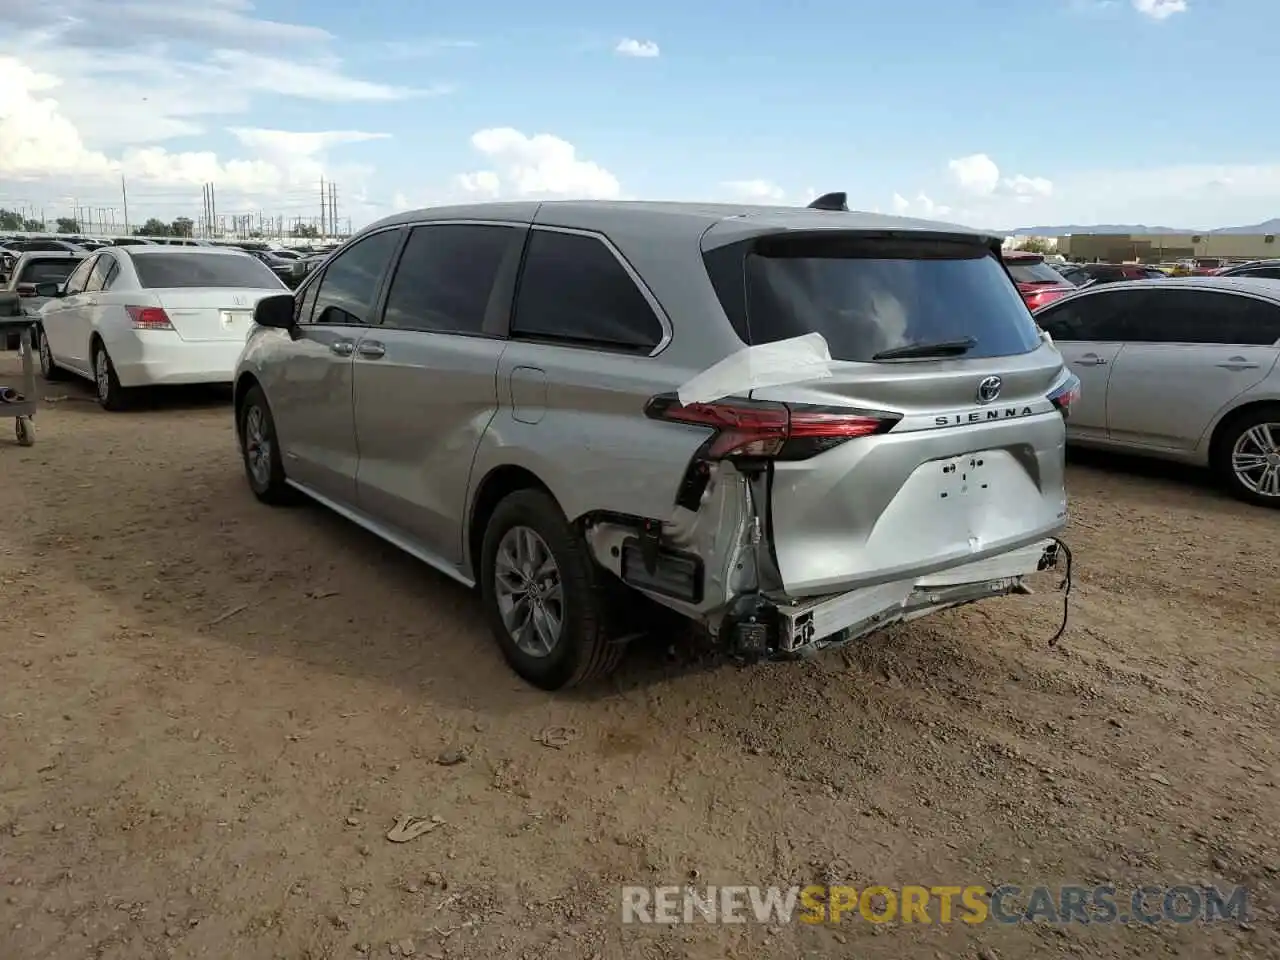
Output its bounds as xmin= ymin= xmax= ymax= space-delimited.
xmin=1047 ymin=537 xmax=1073 ymax=646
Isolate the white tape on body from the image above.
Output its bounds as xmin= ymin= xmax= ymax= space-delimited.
xmin=676 ymin=332 xmax=836 ymax=405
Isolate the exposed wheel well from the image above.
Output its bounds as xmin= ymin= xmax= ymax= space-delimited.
xmin=1209 ymin=400 xmax=1280 ymax=466
xmin=467 ymin=465 xmax=552 ymax=578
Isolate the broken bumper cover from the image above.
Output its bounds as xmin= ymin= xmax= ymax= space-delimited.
xmin=770 ymin=539 xmax=1062 ymax=655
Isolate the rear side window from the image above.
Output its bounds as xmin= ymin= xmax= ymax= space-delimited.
xmin=1240 ymin=267 xmax=1280 ymax=280
xmin=132 ymin=253 xmax=284 ymax=289
xmin=512 ymin=230 xmax=664 ymax=353
xmin=85 ymin=256 xmax=115 ymax=292
xmin=705 ymin=235 xmax=1041 ymax=362
xmin=310 ymin=230 xmax=401 ymax=326
xmin=1005 ymin=259 xmax=1067 ymax=284
xmin=381 ymin=224 xmax=519 ymax=334
xmin=1137 ymin=290 xmax=1280 ymax=345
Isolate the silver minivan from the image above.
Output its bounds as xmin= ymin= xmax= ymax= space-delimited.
xmin=234 ymin=196 xmax=1076 ymax=688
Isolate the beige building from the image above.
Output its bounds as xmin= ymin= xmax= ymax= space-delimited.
xmin=1057 ymin=232 xmax=1278 ymax=264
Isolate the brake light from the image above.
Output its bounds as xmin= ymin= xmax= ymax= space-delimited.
xmin=1048 ymin=374 xmax=1081 ymax=418
xmin=645 ymin=393 xmax=899 ymax=461
xmin=16 ymin=283 xmax=35 ymax=297
xmin=126 ymin=305 xmax=173 ymax=330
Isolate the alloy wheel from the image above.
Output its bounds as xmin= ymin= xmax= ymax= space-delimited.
xmin=94 ymin=350 xmax=110 ymax=403
xmin=493 ymin=525 xmax=564 ymax=658
xmin=243 ymin=405 xmax=272 ymax=487
xmin=1231 ymin=422 xmax=1280 ymax=498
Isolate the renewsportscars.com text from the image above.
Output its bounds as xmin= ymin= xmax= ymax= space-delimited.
xmin=620 ymin=883 xmax=1250 ymax=926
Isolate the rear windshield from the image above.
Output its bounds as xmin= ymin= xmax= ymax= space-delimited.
xmin=132 ymin=252 xmax=284 ymax=289
xmin=705 ymin=234 xmax=1042 ymax=362
xmin=21 ymin=258 xmax=80 ymax=284
xmin=1006 ymin=259 xmax=1067 ymax=284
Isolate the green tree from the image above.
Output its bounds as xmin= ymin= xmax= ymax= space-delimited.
xmin=291 ymin=223 xmax=319 ymax=239
xmin=1018 ymin=237 xmax=1054 ymax=255
xmin=0 ymin=208 xmax=24 ymax=231
xmin=171 ymin=217 xmax=194 ymax=237
xmin=22 ymin=218 xmax=43 ymax=232
xmin=135 ymin=218 xmax=172 ymax=237
xmin=56 ymin=217 xmax=80 ymax=233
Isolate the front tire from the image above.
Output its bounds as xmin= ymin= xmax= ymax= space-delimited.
xmin=1216 ymin=405 xmax=1280 ymax=507
xmin=91 ymin=341 xmax=129 ymax=411
xmin=238 ymin=384 xmax=296 ymax=505
xmin=36 ymin=326 xmax=67 ymax=381
xmin=479 ymin=489 xmax=625 ymax=690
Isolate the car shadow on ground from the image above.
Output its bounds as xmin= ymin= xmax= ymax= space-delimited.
xmin=144 ymin=466 xmax=741 ymax=711
xmin=1066 ymin=444 xmax=1233 ymax=498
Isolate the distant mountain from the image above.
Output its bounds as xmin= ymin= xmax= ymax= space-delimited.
xmin=1007 ymin=218 xmax=1280 ymax=237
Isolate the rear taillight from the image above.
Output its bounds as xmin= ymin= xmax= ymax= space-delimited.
xmin=1049 ymin=374 xmax=1081 ymax=418
xmin=126 ymin=305 xmax=173 ymax=330
xmin=1026 ymin=288 xmax=1069 ymax=311
xmin=16 ymin=283 xmax=35 ymax=297
xmin=645 ymin=393 xmax=899 ymax=461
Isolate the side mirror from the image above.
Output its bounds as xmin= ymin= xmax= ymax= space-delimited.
xmin=253 ymin=292 xmax=296 ymax=330
xmin=34 ymin=281 xmax=62 ymax=298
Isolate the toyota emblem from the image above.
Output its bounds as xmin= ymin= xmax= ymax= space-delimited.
xmin=976 ymin=376 xmax=1002 ymax=404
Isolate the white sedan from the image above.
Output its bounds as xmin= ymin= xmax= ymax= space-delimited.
xmin=35 ymin=245 xmax=287 ymax=409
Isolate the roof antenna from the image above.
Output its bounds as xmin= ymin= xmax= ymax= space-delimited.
xmin=807 ymin=191 xmax=848 ymax=212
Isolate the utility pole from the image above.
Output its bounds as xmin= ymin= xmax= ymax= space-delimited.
xmin=319 ymin=177 xmax=327 ymax=239
xmin=329 ymin=181 xmax=337 ymax=238
xmin=121 ymin=176 xmax=130 ymax=236
xmin=210 ymin=184 xmax=217 ymax=239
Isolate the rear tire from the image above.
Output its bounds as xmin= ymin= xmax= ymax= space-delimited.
xmin=36 ymin=326 xmax=67 ymax=382
xmin=91 ymin=341 xmax=129 ymax=411
xmin=479 ymin=489 xmax=626 ymax=690
xmin=238 ymin=384 xmax=296 ymax=505
xmin=1214 ymin=404 xmax=1280 ymax=508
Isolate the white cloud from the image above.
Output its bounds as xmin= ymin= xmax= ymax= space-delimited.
xmin=0 ymin=55 xmax=388 ymax=223
xmin=722 ymin=179 xmax=787 ymax=202
xmin=456 ymin=128 xmax=622 ymax=199
xmin=615 ymin=38 xmax=661 ymax=58
xmin=946 ymin=154 xmax=1055 ymax=213
xmin=0 ymin=1 xmax=431 ymax=230
xmin=1132 ymin=0 xmax=1188 ymax=20
xmin=891 ymin=191 xmax=951 ymax=218
xmin=948 ymin=154 xmax=1002 ymax=196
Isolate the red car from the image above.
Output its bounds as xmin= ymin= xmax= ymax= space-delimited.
xmin=1003 ymin=251 xmax=1076 ymax=311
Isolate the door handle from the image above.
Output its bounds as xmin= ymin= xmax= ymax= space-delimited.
xmin=1216 ymin=357 xmax=1260 ymax=370
xmin=330 ymin=339 xmax=355 ymax=357
xmin=1076 ymin=355 xmax=1107 ymax=366
xmin=356 ymin=340 xmax=386 ymax=359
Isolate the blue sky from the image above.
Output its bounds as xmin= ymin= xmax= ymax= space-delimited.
xmin=2 ymin=0 xmax=1279 ymax=231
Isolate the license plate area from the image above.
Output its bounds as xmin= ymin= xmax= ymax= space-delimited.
xmin=935 ymin=453 xmax=995 ymax=502
xmin=219 ymin=310 xmax=252 ymax=329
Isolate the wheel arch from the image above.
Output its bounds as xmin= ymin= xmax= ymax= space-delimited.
xmin=1207 ymin=397 xmax=1280 ymax=468
xmin=233 ymin=372 xmax=263 ymax=440
xmin=465 ymin=465 xmax=554 ymax=581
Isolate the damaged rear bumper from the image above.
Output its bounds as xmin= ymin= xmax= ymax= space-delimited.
xmin=769 ymin=538 xmax=1062 ymax=656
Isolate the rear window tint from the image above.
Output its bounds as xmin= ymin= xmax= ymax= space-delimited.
xmin=21 ymin=259 xmax=80 ymax=284
xmin=132 ymin=252 xmax=284 ymax=289
xmin=1006 ymin=259 xmax=1067 ymax=284
xmin=705 ymin=235 xmax=1041 ymax=362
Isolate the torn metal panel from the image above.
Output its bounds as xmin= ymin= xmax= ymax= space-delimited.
xmin=676 ymin=332 xmax=836 ymax=405
xmin=584 ymin=461 xmax=761 ymax=625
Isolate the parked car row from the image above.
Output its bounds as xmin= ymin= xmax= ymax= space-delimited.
xmin=1034 ymin=276 xmax=1280 ymax=505
xmin=28 ymin=246 xmax=287 ymax=406
xmin=16 ymin=197 xmax=1277 ymax=693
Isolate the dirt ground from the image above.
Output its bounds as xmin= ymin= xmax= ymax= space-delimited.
xmin=0 ymin=352 xmax=1276 ymax=960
